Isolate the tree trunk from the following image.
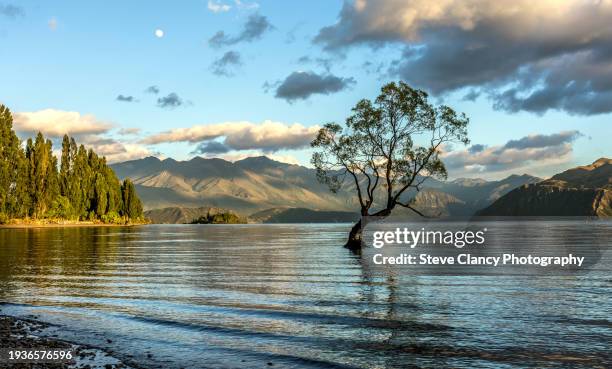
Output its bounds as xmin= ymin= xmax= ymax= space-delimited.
xmin=344 ymin=219 xmax=362 ymax=251
xmin=344 ymin=207 xmax=394 ymax=251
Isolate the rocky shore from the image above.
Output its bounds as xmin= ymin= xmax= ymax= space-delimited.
xmin=0 ymin=315 xmax=134 ymax=369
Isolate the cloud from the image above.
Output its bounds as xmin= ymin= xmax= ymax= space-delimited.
xmin=208 ymin=0 xmax=231 ymax=13
xmin=315 ymin=0 xmax=612 ymax=115
xmin=12 ymin=109 xmax=153 ymax=163
xmin=104 ymin=143 xmax=154 ymax=163
xmin=296 ymin=55 xmax=334 ymax=72
xmin=442 ymin=131 xmax=583 ymax=175
xmin=116 ymin=95 xmax=136 ymax=103
xmin=13 ymin=109 xmax=112 ymax=137
xmin=462 ymin=89 xmax=481 ymax=102
xmin=143 ymin=120 xmax=320 ymax=153
xmin=502 ymin=131 xmax=583 ymax=150
xmin=145 ymin=85 xmax=160 ymax=94
xmin=210 ymin=50 xmax=242 ymax=76
xmin=117 ymin=127 xmax=142 ymax=135
xmin=272 ymin=71 xmax=355 ymax=102
xmin=468 ymin=144 xmax=486 ymax=154
xmin=265 ymin=153 xmax=300 ymax=165
xmin=77 ymin=136 xmax=154 ymax=163
xmin=208 ymin=13 xmax=273 ymax=48
xmin=234 ymin=0 xmax=259 ymax=11
xmin=0 ymin=3 xmax=23 ymax=18
xmin=157 ymin=93 xmax=183 ymax=109
xmin=191 ymin=141 xmax=231 ymax=155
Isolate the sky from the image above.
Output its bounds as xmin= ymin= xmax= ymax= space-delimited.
xmin=1 ymin=0 xmax=611 ymax=180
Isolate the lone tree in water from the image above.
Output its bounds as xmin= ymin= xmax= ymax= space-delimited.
xmin=311 ymin=82 xmax=469 ymax=250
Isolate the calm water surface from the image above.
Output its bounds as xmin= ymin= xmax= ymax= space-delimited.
xmin=0 ymin=224 xmax=610 ymax=368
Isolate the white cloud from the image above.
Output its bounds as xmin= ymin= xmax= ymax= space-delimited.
xmin=208 ymin=0 xmax=231 ymax=13
xmin=117 ymin=127 xmax=142 ymax=135
xmin=234 ymin=0 xmax=259 ymax=11
xmin=266 ymin=153 xmax=301 ymax=165
xmin=206 ymin=0 xmax=258 ymax=13
xmin=96 ymin=142 xmax=154 ymax=163
xmin=13 ymin=109 xmax=112 ymax=137
xmin=142 ymin=120 xmax=320 ymax=152
xmin=56 ymin=135 xmax=154 ymax=164
xmin=441 ymin=131 xmax=583 ymax=178
xmin=13 ymin=109 xmax=152 ymax=163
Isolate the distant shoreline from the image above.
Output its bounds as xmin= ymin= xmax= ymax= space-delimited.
xmin=0 ymin=219 xmax=147 ymax=229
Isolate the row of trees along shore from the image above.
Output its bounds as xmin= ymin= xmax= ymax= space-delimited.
xmin=0 ymin=105 xmax=144 ymax=224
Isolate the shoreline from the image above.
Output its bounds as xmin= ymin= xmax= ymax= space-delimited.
xmin=0 ymin=220 xmax=148 ymax=229
xmin=0 ymin=314 xmax=136 ymax=369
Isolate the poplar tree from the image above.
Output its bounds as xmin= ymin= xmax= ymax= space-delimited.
xmin=0 ymin=105 xmax=144 ymax=223
xmin=121 ymin=179 xmax=143 ymax=219
xmin=26 ymin=133 xmax=59 ymax=218
xmin=0 ymin=105 xmax=29 ymax=220
xmin=60 ymin=135 xmax=71 ymax=195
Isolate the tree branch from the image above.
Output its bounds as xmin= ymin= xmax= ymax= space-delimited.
xmin=396 ymin=201 xmax=431 ymax=218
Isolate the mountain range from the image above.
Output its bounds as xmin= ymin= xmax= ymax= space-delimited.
xmin=111 ymin=156 xmax=542 ymax=221
xmin=479 ymin=158 xmax=612 ymax=216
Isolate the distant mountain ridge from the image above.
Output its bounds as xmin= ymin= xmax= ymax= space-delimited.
xmin=111 ymin=156 xmax=541 ymax=216
xmin=421 ymin=174 xmax=541 ymax=215
xmin=550 ymin=158 xmax=612 ymax=188
xmin=479 ymin=158 xmax=612 ymax=216
xmin=113 ymin=156 xmax=354 ymax=213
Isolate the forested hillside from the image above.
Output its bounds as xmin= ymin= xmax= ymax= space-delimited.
xmin=0 ymin=105 xmax=143 ymax=224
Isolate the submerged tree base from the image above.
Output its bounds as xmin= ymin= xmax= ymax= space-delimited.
xmin=344 ymin=237 xmax=362 ymax=251
xmin=344 ymin=220 xmax=363 ymax=251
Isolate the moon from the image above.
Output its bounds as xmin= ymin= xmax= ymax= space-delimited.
xmin=155 ymin=29 xmax=164 ymax=38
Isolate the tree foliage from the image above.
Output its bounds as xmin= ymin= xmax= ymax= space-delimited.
xmin=0 ymin=105 xmax=29 ymax=218
xmin=0 ymin=104 xmax=144 ymax=223
xmin=311 ymin=82 xmax=470 ymax=248
xmin=121 ymin=178 xmax=143 ymax=220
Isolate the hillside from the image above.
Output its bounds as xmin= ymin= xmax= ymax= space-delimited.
xmin=250 ymin=208 xmax=359 ymax=223
xmin=112 ymin=156 xmax=540 ymax=216
xmin=423 ymin=174 xmax=541 ymax=212
xmin=478 ymin=158 xmax=612 ymax=216
xmin=113 ymin=156 xmax=355 ymax=214
xmin=549 ymin=158 xmax=612 ymax=188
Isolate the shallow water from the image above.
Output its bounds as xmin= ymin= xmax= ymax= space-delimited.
xmin=0 ymin=224 xmax=610 ymax=368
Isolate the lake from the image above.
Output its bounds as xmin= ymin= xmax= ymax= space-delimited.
xmin=0 ymin=224 xmax=610 ymax=368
